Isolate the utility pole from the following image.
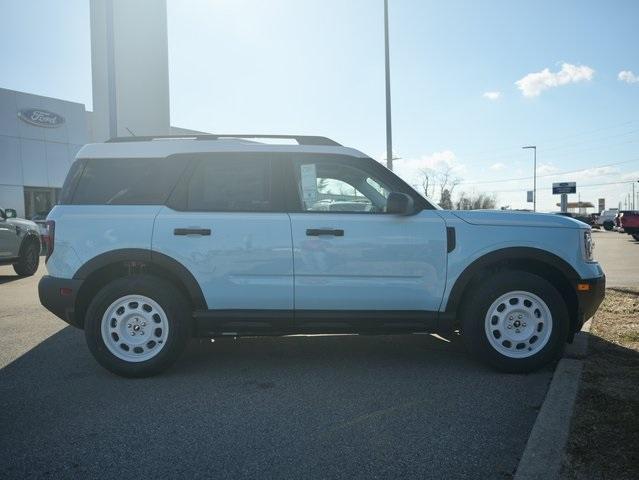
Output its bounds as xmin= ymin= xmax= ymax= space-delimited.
xmin=522 ymin=146 xmax=537 ymax=212
xmin=384 ymin=0 xmax=393 ymax=170
xmin=105 ymin=0 xmax=118 ymax=138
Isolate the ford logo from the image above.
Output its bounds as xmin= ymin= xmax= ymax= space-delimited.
xmin=18 ymin=108 xmax=65 ymax=128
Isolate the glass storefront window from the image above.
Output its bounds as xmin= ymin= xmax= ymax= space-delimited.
xmin=24 ymin=187 xmax=60 ymax=220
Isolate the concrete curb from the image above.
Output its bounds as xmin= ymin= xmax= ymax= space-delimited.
xmin=514 ymin=321 xmax=592 ymax=480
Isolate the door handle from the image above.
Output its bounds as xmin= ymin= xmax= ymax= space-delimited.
xmin=174 ymin=228 xmax=211 ymax=236
xmin=306 ymin=228 xmax=344 ymax=237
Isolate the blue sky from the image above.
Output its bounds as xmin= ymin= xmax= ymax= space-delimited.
xmin=1 ymin=0 xmax=638 ymax=211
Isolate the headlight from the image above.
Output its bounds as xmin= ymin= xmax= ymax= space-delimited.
xmin=583 ymin=229 xmax=594 ymax=261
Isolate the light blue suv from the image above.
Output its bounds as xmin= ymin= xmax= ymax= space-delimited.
xmin=38 ymin=134 xmax=605 ymax=377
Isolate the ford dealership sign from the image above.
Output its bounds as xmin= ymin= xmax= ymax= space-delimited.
xmin=18 ymin=108 xmax=65 ymax=128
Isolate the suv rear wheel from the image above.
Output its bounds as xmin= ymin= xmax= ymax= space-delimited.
xmin=461 ymin=270 xmax=569 ymax=373
xmin=13 ymin=239 xmax=39 ymax=277
xmin=84 ymin=275 xmax=191 ymax=377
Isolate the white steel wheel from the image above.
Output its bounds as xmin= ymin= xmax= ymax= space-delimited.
xmin=484 ymin=290 xmax=553 ymax=359
xmin=101 ymin=295 xmax=169 ymax=362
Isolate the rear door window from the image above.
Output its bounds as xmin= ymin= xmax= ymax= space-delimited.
xmin=186 ymin=156 xmax=273 ymax=212
xmin=71 ymin=158 xmax=187 ymax=205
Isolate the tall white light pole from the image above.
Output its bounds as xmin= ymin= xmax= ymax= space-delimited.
xmin=384 ymin=0 xmax=393 ymax=170
xmin=105 ymin=0 xmax=118 ymax=139
xmin=523 ymin=146 xmax=537 ymax=212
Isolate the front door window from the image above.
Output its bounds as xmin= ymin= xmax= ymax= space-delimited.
xmin=294 ymin=160 xmax=392 ymax=213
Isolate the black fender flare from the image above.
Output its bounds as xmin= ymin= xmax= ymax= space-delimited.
xmin=445 ymin=247 xmax=580 ymax=314
xmin=73 ymin=248 xmax=206 ymax=310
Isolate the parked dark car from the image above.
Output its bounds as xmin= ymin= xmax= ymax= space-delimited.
xmin=554 ymin=212 xmax=594 ymax=227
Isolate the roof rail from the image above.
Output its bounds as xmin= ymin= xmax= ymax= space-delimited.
xmin=105 ymin=134 xmax=341 ymax=146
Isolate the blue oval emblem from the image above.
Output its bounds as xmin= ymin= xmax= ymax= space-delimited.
xmin=18 ymin=108 xmax=65 ymax=128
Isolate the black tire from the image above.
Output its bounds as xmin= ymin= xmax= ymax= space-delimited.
xmin=603 ymin=220 xmax=614 ymax=231
xmin=460 ymin=270 xmax=569 ymax=373
xmin=13 ymin=239 xmax=40 ymax=277
xmin=632 ymin=234 xmax=639 ymax=242
xmin=84 ymin=275 xmax=191 ymax=378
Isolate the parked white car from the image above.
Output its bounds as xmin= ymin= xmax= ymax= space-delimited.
xmin=597 ymin=209 xmax=618 ymax=230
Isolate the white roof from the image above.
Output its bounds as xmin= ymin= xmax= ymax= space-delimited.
xmin=76 ymin=138 xmax=368 ymax=159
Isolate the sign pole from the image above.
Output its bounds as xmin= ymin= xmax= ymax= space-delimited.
xmin=522 ymin=146 xmax=537 ymax=212
xmin=533 ymin=147 xmax=537 ymax=212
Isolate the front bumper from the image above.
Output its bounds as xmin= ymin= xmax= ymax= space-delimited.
xmin=575 ymin=274 xmax=606 ymax=329
xmin=38 ymin=275 xmax=83 ymax=328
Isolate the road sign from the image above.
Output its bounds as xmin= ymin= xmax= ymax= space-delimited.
xmin=552 ymin=182 xmax=576 ymax=195
xmin=598 ymin=198 xmax=605 ymax=213
xmin=527 ymin=191 xmax=533 ymax=203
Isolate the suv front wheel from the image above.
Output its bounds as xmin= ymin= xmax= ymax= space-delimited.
xmin=461 ymin=271 xmax=569 ymax=373
xmin=84 ymin=275 xmax=191 ymax=377
xmin=13 ymin=239 xmax=39 ymax=277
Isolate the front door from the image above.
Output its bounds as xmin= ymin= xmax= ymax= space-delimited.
xmin=152 ymin=153 xmax=294 ymax=332
xmin=0 ymin=210 xmax=19 ymax=259
xmin=287 ymin=155 xmax=447 ymax=326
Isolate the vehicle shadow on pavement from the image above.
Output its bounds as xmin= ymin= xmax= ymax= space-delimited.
xmin=0 ymin=275 xmax=22 ymax=285
xmin=0 ymin=326 xmax=553 ymax=480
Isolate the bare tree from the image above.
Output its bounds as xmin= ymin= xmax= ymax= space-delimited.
xmin=439 ymin=189 xmax=453 ymax=209
xmin=417 ymin=168 xmax=435 ymax=198
xmin=437 ymin=166 xmax=461 ymax=200
xmin=416 ymin=166 xmax=461 ymax=203
xmin=455 ymin=191 xmax=497 ymax=210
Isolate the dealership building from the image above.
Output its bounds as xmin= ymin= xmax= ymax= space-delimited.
xmin=0 ymin=0 xmax=196 ymax=218
xmin=0 ymin=88 xmax=90 ymax=218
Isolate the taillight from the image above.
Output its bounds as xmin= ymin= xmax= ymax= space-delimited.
xmin=44 ymin=220 xmax=55 ymax=262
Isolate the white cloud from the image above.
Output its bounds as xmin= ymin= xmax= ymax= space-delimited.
xmin=537 ymin=163 xmax=559 ymax=175
xmin=483 ymin=91 xmax=501 ymax=100
xmin=573 ymin=166 xmax=618 ymax=179
xmin=620 ymin=170 xmax=639 ymax=181
xmin=490 ymin=162 xmax=506 ymax=171
xmin=515 ymin=63 xmax=595 ymax=97
xmin=618 ymin=70 xmax=639 ymax=84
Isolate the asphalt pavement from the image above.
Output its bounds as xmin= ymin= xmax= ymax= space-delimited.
xmin=591 ymin=229 xmax=639 ymax=288
xmin=1 ymin=231 xmax=635 ymax=479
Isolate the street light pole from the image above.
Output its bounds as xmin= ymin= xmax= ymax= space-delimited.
xmin=384 ymin=0 xmax=393 ymax=171
xmin=523 ymin=146 xmax=537 ymax=212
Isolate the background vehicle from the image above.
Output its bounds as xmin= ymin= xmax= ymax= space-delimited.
xmin=597 ymin=209 xmax=618 ymax=231
xmin=554 ymin=212 xmax=594 ymax=227
xmin=0 ymin=207 xmax=41 ymax=276
xmin=30 ymin=211 xmax=51 ymax=254
xmin=617 ymin=211 xmax=639 ymax=241
xmin=39 ymin=135 xmax=605 ymax=377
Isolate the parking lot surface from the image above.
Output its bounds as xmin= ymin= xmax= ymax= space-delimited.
xmin=591 ymin=230 xmax=639 ymax=288
xmin=1 ymin=231 xmax=634 ymax=480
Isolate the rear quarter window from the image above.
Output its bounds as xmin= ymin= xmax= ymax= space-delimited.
xmin=71 ymin=158 xmax=187 ymax=205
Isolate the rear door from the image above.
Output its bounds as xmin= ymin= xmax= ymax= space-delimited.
xmin=152 ymin=153 xmax=294 ymax=327
xmin=286 ymin=154 xmax=447 ymax=327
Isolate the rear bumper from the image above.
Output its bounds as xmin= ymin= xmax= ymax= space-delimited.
xmin=38 ymin=275 xmax=83 ymax=328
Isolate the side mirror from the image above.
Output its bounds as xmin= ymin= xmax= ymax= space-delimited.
xmin=386 ymin=192 xmax=415 ymax=215
xmin=4 ymin=208 xmax=17 ymax=219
